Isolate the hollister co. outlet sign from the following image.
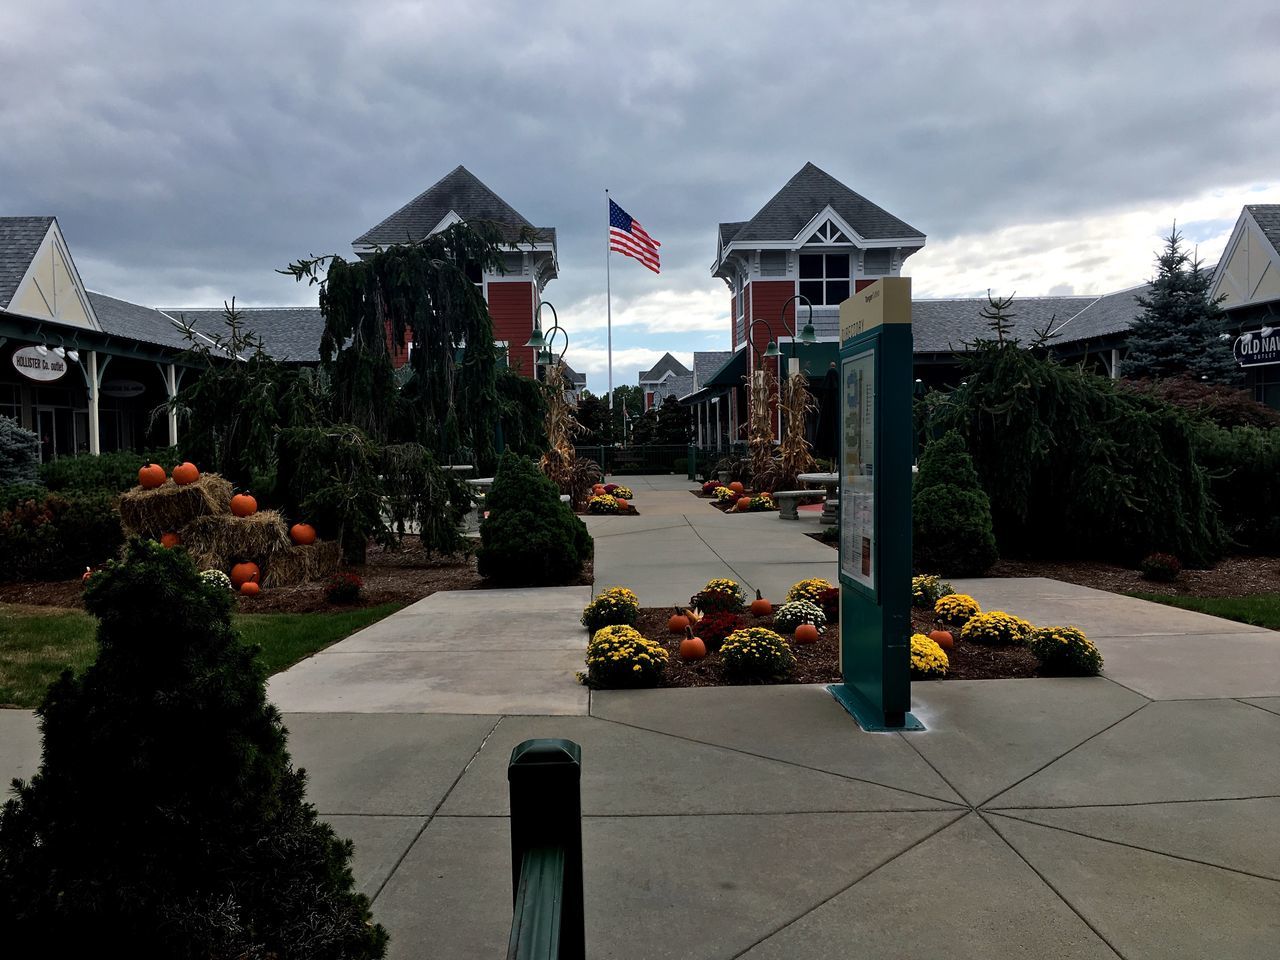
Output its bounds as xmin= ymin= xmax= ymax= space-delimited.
xmin=11 ymin=346 xmax=67 ymax=382
xmin=1234 ymin=329 xmax=1280 ymax=368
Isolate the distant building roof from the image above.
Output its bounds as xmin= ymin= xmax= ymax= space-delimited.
xmin=560 ymin=362 xmax=587 ymax=387
xmin=720 ymin=162 xmax=924 ymax=247
xmin=0 ymin=216 xmax=54 ymax=309
xmin=162 ymin=306 xmax=326 ymax=362
xmin=911 ymin=286 xmax=1148 ymax=354
xmin=638 ymin=352 xmax=692 ymax=383
xmin=692 ymin=351 xmax=734 ymax=389
xmin=354 ymin=165 xmax=555 ymax=248
xmin=89 ymin=292 xmax=192 ymax=351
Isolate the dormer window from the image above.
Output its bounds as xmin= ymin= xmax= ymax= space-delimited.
xmin=799 ymin=253 xmax=851 ymax=306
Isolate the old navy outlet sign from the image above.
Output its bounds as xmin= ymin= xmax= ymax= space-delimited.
xmin=11 ymin=346 xmax=68 ymax=382
xmin=1235 ymin=331 xmax=1280 ymax=368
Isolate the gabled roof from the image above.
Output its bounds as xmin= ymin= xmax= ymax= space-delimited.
xmin=0 ymin=217 xmax=54 ymax=309
xmin=721 ymin=162 xmax=924 ymax=247
xmin=354 ymin=165 xmax=554 ymax=247
xmin=560 ymin=362 xmax=587 ymax=387
xmin=1248 ymin=205 xmax=1280 ymax=257
xmin=162 ymin=306 xmax=326 ymax=363
xmin=639 ymin=352 xmax=691 ymax=383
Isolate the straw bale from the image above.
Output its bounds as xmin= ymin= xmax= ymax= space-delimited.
xmin=118 ymin=473 xmax=233 ymax=539
xmin=182 ymin=510 xmax=290 ymax=572
xmin=261 ymin=540 xmax=341 ymax=588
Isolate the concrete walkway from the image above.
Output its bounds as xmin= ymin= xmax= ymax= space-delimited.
xmin=3 ymin=473 xmax=1279 ymax=957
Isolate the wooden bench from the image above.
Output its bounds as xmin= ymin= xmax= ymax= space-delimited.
xmin=772 ymin=490 xmax=820 ymax=521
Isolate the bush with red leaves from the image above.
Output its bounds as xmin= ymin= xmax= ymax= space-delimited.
xmin=694 ymin=612 xmax=743 ymax=652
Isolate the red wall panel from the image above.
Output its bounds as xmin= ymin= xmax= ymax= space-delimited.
xmin=487 ymin=281 xmax=537 ymax=376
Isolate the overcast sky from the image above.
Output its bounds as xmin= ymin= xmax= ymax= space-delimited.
xmin=3 ymin=1 xmax=1277 ymax=391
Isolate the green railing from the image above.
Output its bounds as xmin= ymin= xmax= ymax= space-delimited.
xmin=507 ymin=739 xmax=584 ymax=960
xmin=577 ymin=444 xmax=689 ymax=476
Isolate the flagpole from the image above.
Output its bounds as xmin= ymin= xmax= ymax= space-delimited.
xmin=606 ymin=188 xmax=614 ymax=411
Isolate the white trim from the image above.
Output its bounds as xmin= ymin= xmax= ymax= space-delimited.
xmin=7 ymin=220 xmax=101 ymax=332
xmin=1210 ymin=207 xmax=1280 ymax=309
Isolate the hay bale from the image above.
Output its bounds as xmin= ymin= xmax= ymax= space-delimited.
xmin=119 ymin=473 xmax=233 ymax=539
xmin=182 ymin=510 xmax=290 ymax=572
xmin=261 ymin=540 xmax=341 ymax=588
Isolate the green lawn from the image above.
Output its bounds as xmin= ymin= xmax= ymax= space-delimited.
xmin=1127 ymin=591 xmax=1280 ymax=631
xmin=0 ymin=602 xmax=404 ymax=709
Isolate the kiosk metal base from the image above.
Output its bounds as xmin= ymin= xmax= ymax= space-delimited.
xmin=827 ymin=684 xmax=925 ymax=732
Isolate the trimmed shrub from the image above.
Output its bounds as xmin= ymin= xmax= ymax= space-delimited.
xmin=713 ymin=485 xmax=738 ymax=504
xmin=720 ymin=627 xmax=795 ymax=681
xmin=610 ymin=485 xmax=635 ymax=500
xmin=913 ymin=431 xmax=998 ymax=577
xmin=912 ymin=574 xmax=955 ymax=608
xmin=1140 ymin=552 xmax=1182 ymax=582
xmin=0 ymin=481 xmax=48 ymax=512
xmin=772 ymin=599 xmax=827 ymax=634
xmin=694 ymin=611 xmax=743 ymax=652
xmin=701 ymin=480 xmax=720 ymax=495
xmin=0 ymin=490 xmax=123 ymax=581
xmin=581 ymin=587 xmax=639 ymax=632
xmin=0 ymin=539 xmax=387 ymax=956
xmin=198 ymin=568 xmax=233 ymax=592
xmin=960 ymin=611 xmax=1035 ymax=646
xmin=582 ymin=624 xmax=667 ymax=688
xmin=0 ymin=416 xmax=39 ymax=485
xmin=934 ymin=593 xmax=981 ymax=627
xmin=1190 ymin=424 xmax=1280 ymax=552
xmin=910 ymin=633 xmax=949 ymax=679
xmin=40 ymin=447 xmax=178 ymax=493
xmin=1029 ymin=626 xmax=1103 ymax=676
xmin=478 ymin=453 xmax=591 ymax=586
xmin=785 ymin=578 xmax=835 ymax=604
xmin=691 ymin=578 xmax=746 ymax=614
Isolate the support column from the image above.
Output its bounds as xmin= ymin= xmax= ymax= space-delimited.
xmin=86 ymin=351 xmax=101 ymax=456
xmin=1110 ymin=348 xmax=1121 ymax=380
xmin=156 ymin=362 xmax=182 ymax=447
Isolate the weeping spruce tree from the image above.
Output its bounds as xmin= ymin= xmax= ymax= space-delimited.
xmin=0 ymin=540 xmax=386 ymax=957
xmin=283 ymin=220 xmax=536 ymax=469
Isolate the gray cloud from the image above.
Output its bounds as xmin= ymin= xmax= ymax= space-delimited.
xmin=2 ymin=0 xmax=1277 ymax=325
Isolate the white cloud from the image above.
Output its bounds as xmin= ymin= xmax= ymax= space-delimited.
xmin=556 ymin=286 xmax=727 ymax=336
xmin=911 ymin=181 xmax=1278 ymax=300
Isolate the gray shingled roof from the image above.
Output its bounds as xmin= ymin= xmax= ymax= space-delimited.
xmin=692 ymin=351 xmax=733 ymax=388
xmin=638 ymin=352 xmax=692 ymax=382
xmin=911 ymin=287 xmax=1147 ymax=354
xmin=718 ymin=221 xmax=746 ymax=249
xmin=722 ymin=163 xmax=924 ymax=246
xmin=88 ymin=292 xmax=193 ymax=350
xmin=162 ymin=307 xmax=326 ymax=362
xmin=560 ymin=362 xmax=587 ymax=386
xmin=0 ymin=216 xmax=54 ymax=309
xmin=354 ymin=165 xmax=554 ymax=246
xmin=1249 ymin=205 xmax=1280 ymax=258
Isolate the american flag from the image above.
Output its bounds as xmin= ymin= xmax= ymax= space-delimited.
xmin=609 ymin=199 xmax=660 ymax=274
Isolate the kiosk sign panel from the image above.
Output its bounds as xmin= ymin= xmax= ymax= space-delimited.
xmin=841 ymin=349 xmax=875 ymax=592
xmin=829 ymin=277 xmax=919 ymax=731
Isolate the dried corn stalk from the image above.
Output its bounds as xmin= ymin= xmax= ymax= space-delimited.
xmin=747 ymin=366 xmax=776 ymax=486
xmin=539 ymin=362 xmax=590 ymax=504
xmin=778 ymin=370 xmax=818 ymax=489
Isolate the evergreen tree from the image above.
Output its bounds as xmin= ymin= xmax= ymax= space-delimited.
xmin=1123 ymin=227 xmax=1240 ymax=384
xmin=0 ymin=540 xmax=387 ymax=957
xmin=913 ymin=430 xmax=998 ymax=577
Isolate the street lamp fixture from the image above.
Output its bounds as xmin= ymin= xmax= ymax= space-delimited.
xmin=528 ymin=300 xmax=567 ymax=377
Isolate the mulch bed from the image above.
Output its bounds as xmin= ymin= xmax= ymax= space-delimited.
xmin=989 ymin=554 xmax=1280 ymax=599
xmin=805 ymin=531 xmax=839 ymax=549
xmin=627 ymin=605 xmax=1038 ymax=687
xmin=0 ymin=536 xmax=594 ymax=615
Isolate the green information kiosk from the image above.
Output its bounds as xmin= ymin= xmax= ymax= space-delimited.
xmin=827 ymin=277 xmax=923 ymax=731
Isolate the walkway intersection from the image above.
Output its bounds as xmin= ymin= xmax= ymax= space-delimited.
xmin=1 ymin=474 xmax=1278 ymax=957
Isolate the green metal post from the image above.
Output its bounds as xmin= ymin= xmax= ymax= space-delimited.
xmin=507 ymin=739 xmax=584 ymax=959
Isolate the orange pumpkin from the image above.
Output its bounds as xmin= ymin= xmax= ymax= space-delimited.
xmin=592 ymin=484 xmax=606 ymax=495
xmin=239 ymin=581 xmax=261 ymax=597
xmin=750 ymin=589 xmax=772 ymax=617
xmin=928 ymin=629 xmax=954 ymax=650
xmin=160 ymin=532 xmax=182 ymax=549
xmin=668 ymin=607 xmax=690 ymax=634
xmin=614 ymin=497 xmax=630 ymax=511
xmin=290 ymin=523 xmax=317 ymax=546
xmin=172 ymin=461 xmax=200 ymax=485
xmin=230 ymin=562 xmax=260 ymax=588
xmin=679 ymin=628 xmax=707 ymax=660
xmin=794 ymin=623 xmax=821 ymax=644
xmin=230 ymin=493 xmax=258 ymax=518
xmin=735 ymin=496 xmax=752 ymax=512
xmin=728 ymin=481 xmax=745 ymax=494
xmin=138 ymin=463 xmax=166 ymax=489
